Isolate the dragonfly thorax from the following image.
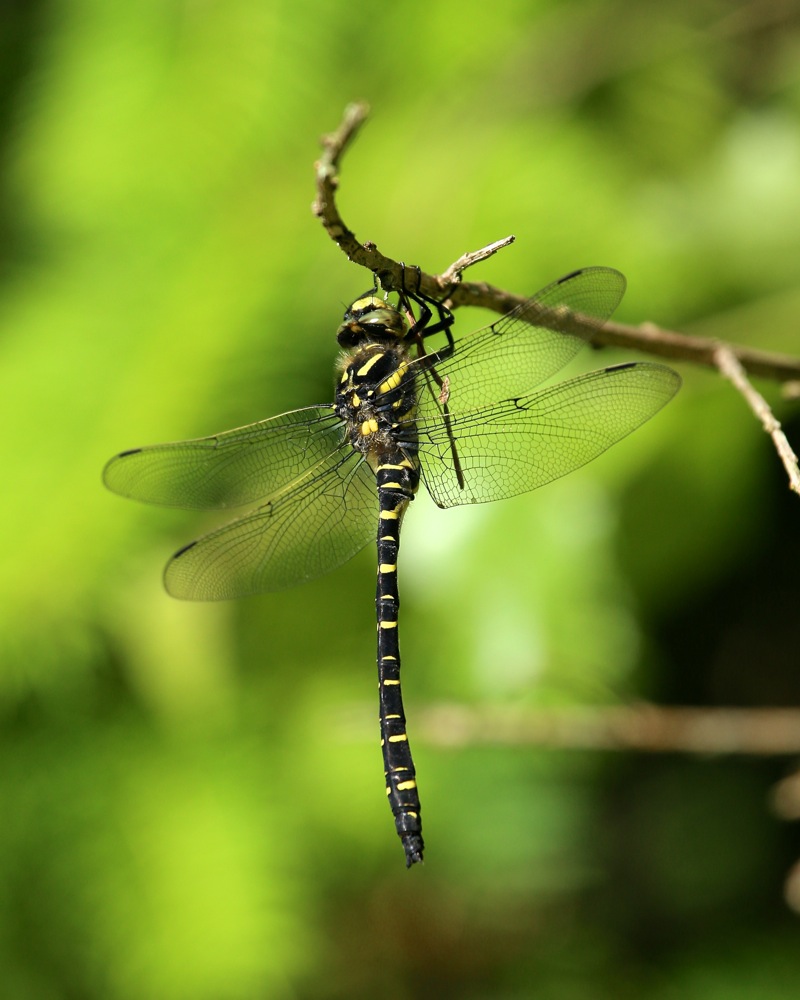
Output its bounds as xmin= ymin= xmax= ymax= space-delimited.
xmin=335 ymin=343 xmax=420 ymax=476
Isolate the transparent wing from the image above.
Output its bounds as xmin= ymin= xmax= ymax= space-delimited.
xmin=412 ymin=266 xmax=626 ymax=417
xmin=103 ymin=405 xmax=343 ymax=509
xmin=416 ymin=363 xmax=681 ymax=508
xmin=164 ymin=450 xmax=377 ymax=600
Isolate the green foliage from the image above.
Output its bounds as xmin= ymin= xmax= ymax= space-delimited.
xmin=1 ymin=0 xmax=798 ymax=996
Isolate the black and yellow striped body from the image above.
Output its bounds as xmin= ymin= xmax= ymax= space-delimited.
xmin=374 ymin=464 xmax=423 ymax=866
xmin=103 ymin=268 xmax=682 ymax=869
xmin=335 ymin=299 xmax=425 ymax=865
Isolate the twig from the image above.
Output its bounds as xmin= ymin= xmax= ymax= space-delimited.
xmin=713 ymin=345 xmax=800 ymax=495
xmin=313 ymin=105 xmax=800 ymax=384
xmin=312 ymin=103 xmax=517 ymax=300
xmin=443 ymin=287 xmax=800 ymax=384
xmin=313 ymin=103 xmax=800 ymax=489
xmin=312 ymin=101 xmax=394 ymax=281
xmin=439 ymin=235 xmax=517 ymax=287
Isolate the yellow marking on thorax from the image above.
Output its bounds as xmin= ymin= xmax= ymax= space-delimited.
xmin=377 ymin=360 xmax=408 ymax=396
xmin=351 ymin=392 xmax=361 ymax=407
xmin=379 ymin=510 xmax=399 ymax=520
xmin=360 ymin=418 xmax=379 ymax=436
xmin=381 ymin=481 xmax=403 ymax=490
xmin=356 ymin=353 xmax=384 ymax=378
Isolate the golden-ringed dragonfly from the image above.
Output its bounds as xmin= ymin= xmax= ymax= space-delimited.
xmin=103 ymin=266 xmax=680 ymax=867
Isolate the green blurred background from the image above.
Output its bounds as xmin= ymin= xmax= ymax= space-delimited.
xmin=1 ymin=0 xmax=799 ymax=996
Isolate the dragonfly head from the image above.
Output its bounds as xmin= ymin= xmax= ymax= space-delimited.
xmin=337 ymin=293 xmax=409 ymax=347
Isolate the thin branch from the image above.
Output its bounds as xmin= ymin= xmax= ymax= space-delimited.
xmin=713 ymin=345 xmax=800 ymax=495
xmin=313 ymin=104 xmax=800 ymax=491
xmin=439 ymin=235 xmax=517 ymax=287
xmin=312 ymin=101 xmax=394 ymax=281
xmin=312 ymin=103 xmax=517 ymax=300
xmin=313 ymin=105 xmax=800 ymax=384
xmin=443 ymin=285 xmax=800 ymax=384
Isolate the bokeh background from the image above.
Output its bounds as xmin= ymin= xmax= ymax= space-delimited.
xmin=1 ymin=0 xmax=799 ymax=997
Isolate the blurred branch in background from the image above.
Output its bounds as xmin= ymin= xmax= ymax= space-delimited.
xmin=315 ymin=103 xmax=800 ymax=495
xmin=345 ymin=701 xmax=800 ymax=911
xmin=410 ymin=703 xmax=800 ymax=755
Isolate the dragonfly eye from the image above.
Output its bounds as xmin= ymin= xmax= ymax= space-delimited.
xmin=337 ymin=297 xmax=409 ymax=346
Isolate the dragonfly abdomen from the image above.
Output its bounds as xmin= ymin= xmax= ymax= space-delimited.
xmin=336 ymin=338 xmax=427 ymax=865
xmin=375 ymin=463 xmax=423 ymax=866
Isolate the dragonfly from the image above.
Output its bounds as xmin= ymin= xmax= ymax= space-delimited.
xmin=103 ymin=265 xmax=681 ymax=867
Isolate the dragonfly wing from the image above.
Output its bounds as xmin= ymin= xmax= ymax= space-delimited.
xmin=165 ymin=450 xmax=377 ymax=599
xmin=103 ymin=405 xmax=343 ymax=509
xmin=417 ymin=362 xmax=680 ymax=508
xmin=413 ymin=267 xmax=626 ymax=417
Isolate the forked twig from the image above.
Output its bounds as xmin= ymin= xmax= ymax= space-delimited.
xmin=313 ymin=102 xmax=800 ymax=492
